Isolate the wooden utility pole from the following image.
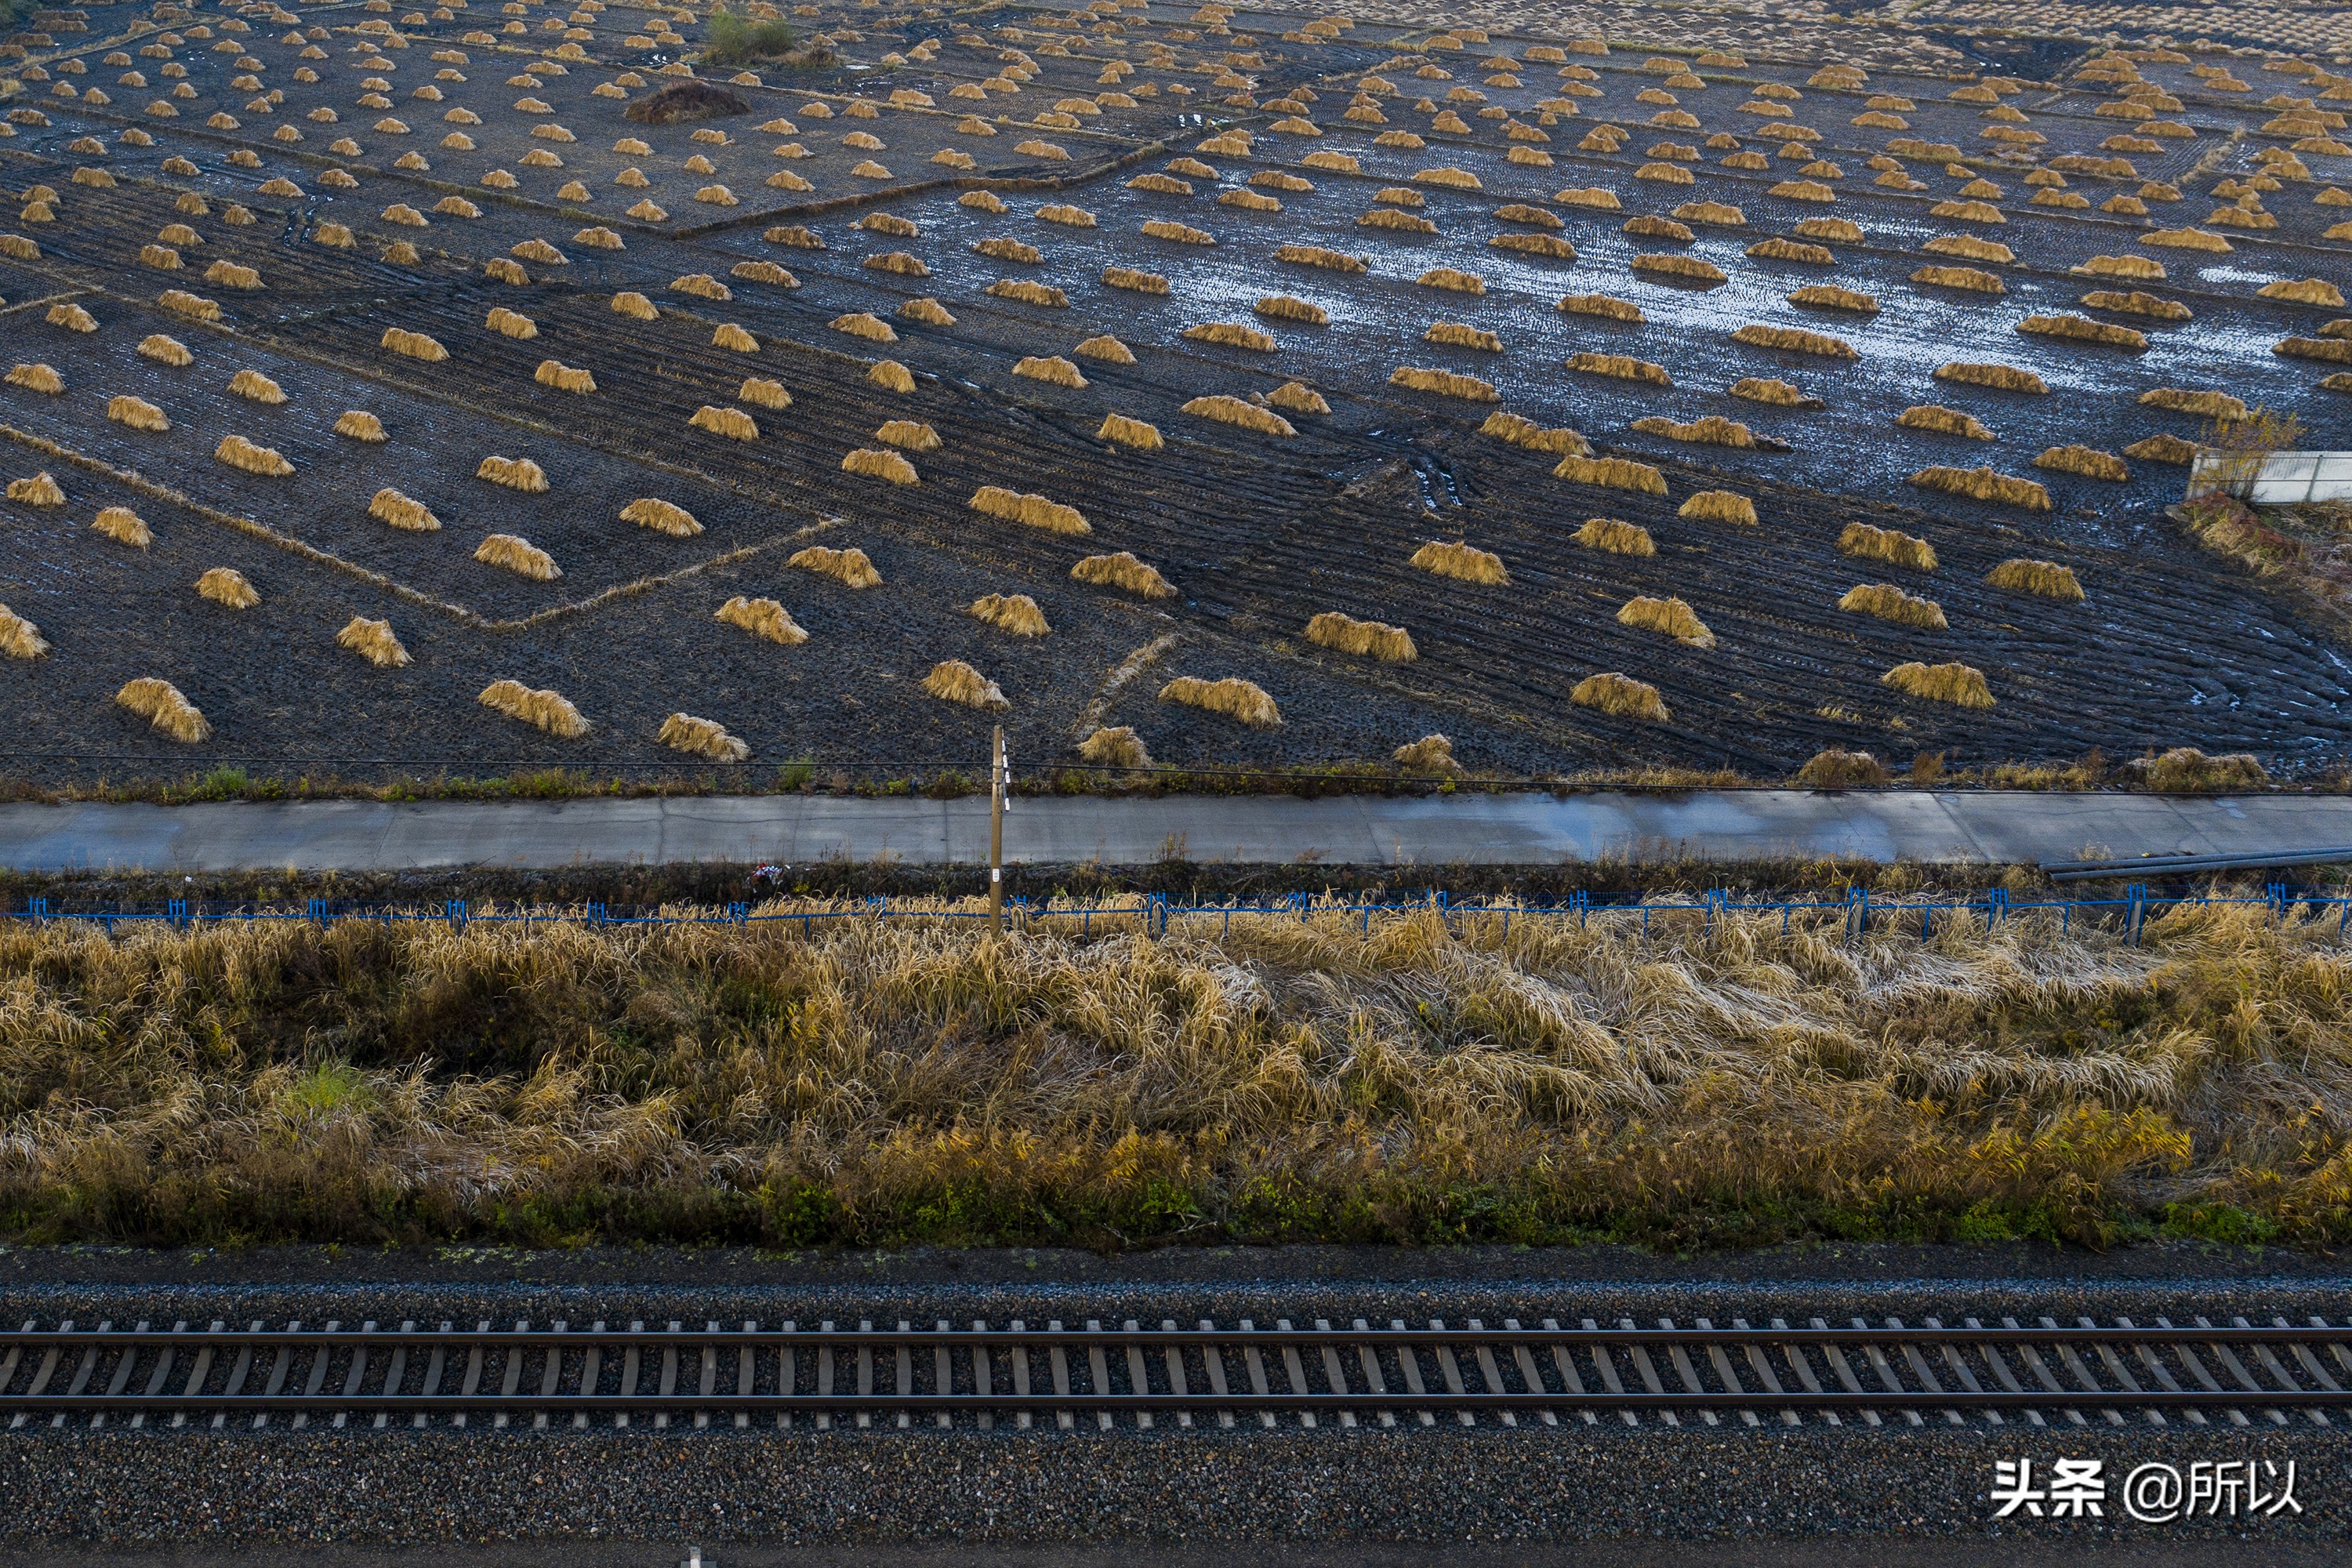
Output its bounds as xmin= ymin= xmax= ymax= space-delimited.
xmin=988 ymin=724 xmax=1006 ymax=933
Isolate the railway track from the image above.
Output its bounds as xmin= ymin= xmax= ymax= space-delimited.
xmin=6 ymin=1314 xmax=2352 ymax=1432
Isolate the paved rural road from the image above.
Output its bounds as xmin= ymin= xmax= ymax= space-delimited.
xmin=0 ymin=790 xmax=2345 ymax=872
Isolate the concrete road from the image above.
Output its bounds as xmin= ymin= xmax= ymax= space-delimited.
xmin=0 ymin=790 xmax=2346 ymax=872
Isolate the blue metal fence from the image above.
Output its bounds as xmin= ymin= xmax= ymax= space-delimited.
xmin=4 ymin=882 xmax=2347 ymax=944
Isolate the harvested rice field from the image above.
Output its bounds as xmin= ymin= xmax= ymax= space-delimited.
xmin=0 ymin=0 xmax=2348 ymax=783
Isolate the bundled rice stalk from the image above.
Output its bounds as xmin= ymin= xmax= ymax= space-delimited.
xmin=1072 ymin=552 xmax=1174 ymax=598
xmin=2081 ymin=290 xmax=2190 ymax=321
xmin=381 ymin=328 xmax=448 ymax=362
xmin=1409 ymin=539 xmax=1508 ymax=584
xmin=1679 ymin=490 xmax=1758 ymax=525
xmin=1838 ymin=582 xmax=1947 ymax=629
xmin=107 ymin=394 xmax=169 ymax=432
xmin=228 ymin=369 xmax=285 ymax=405
xmin=690 ymin=406 xmax=759 ymax=441
xmin=1730 ymin=378 xmax=1822 ymax=409
xmin=1935 ymin=361 xmax=2047 ymax=394
xmin=1838 ymin=523 xmax=1938 ymax=571
xmin=1482 ymin=412 xmax=1589 ymax=456
xmin=865 ymin=252 xmax=928 ymax=278
xmin=92 ymin=506 xmax=150 ymax=549
xmin=1566 ymin=352 xmax=1670 ymax=386
xmin=215 ymin=436 xmax=292 ymax=477
xmin=1573 ymin=516 xmax=1657 ymax=557
xmin=1795 ymin=217 xmax=1865 ymax=243
xmin=1144 ymin=219 xmax=1219 ymax=245
xmin=1096 ymin=414 xmax=1163 ymax=452
xmin=1624 ymin=216 xmax=1695 ymax=242
xmin=1425 ymin=322 xmax=1504 ymax=352
xmin=158 ymin=292 xmax=220 ymax=321
xmin=194 ymin=567 xmax=259 ymax=608
xmin=336 ymin=615 xmax=411 ymax=668
xmin=842 ymin=448 xmax=918 ymax=486
xmin=115 ymin=677 xmax=208 ymax=740
xmin=1788 ymin=285 xmax=1878 ymax=315
xmin=45 ymin=303 xmax=96 ymax=335
xmin=869 ymin=362 xmax=916 ymax=394
xmin=1571 ymin=671 xmax=1668 ymax=721
xmin=659 ymin=713 xmax=749 ymax=762
xmin=1254 ymin=296 xmax=1327 ymax=325
xmin=477 ymin=456 xmax=549 ymax=493
xmin=729 ymin=379 xmax=790 ymax=412
xmin=1417 ymin=268 xmax=1486 ymax=296
xmin=1732 ymin=323 xmax=1857 ymax=358
xmin=203 ymin=262 xmax=262 ymax=292
xmin=1181 ymin=395 xmax=1296 ymax=437
xmin=2076 ymin=253 xmax=2165 ymax=279
xmin=1908 ymin=465 xmax=2050 ymax=510
xmin=1077 ymin=725 xmax=1152 ymax=768
xmin=2142 ymin=227 xmax=2231 ymax=252
xmin=1389 ymin=367 xmax=1498 ymax=401
xmin=474 ymin=535 xmax=561 ymax=580
xmin=1274 ymin=245 xmax=1365 ymax=273
xmin=1103 ymin=267 xmax=1171 ymax=294
xmin=368 ymin=488 xmax=441 ymax=532
xmin=1629 ymin=254 xmax=1727 ymax=285
xmin=923 ymin=659 xmax=1010 ymax=711
xmin=733 ymin=262 xmax=799 ymax=289
xmin=2143 ymin=747 xmax=2267 ymax=793
xmin=2018 ymin=314 xmax=2147 ymax=350
xmin=971 ymin=593 xmax=1052 ymax=637
xmin=1159 ymin=675 xmax=1279 ymax=727
xmin=789 ymin=546 xmax=881 ymax=589
xmin=1896 ymin=405 xmax=1994 ymax=440
xmin=2034 ymin=445 xmax=2131 ymax=481
xmin=1358 ymin=208 xmax=1438 ymax=235
xmin=1015 ymin=355 xmax=1088 ymax=387
xmin=1267 ymin=383 xmax=1331 ymax=417
xmin=612 ymin=292 xmax=659 ymax=322
xmin=479 ymin=679 xmax=588 ymax=736
xmin=5 ymin=470 xmax=64 ymax=506
xmin=0 ymin=604 xmax=49 ymax=658
xmin=1559 ymin=294 xmax=1645 ymax=322
xmin=533 ymin=361 xmax=597 ymax=394
xmin=1985 ymin=557 xmax=2085 ymax=601
xmin=332 ymin=410 xmax=388 ymax=444
xmin=1036 ymin=204 xmax=1096 ymax=227
xmin=486 ymin=307 xmax=538 ymax=340
xmin=1882 ymin=660 xmax=1994 ymax=708
xmin=1911 ymin=264 xmax=2004 ymax=293
xmin=989 ymin=281 xmax=1069 ymax=308
xmin=1553 ymin=455 xmax=1667 ymax=495
xmin=621 ymin=498 xmax=702 ymax=537
xmin=2124 ymin=434 xmax=2198 ymax=466
xmin=2140 ymin=388 xmax=2245 ymax=419
xmin=899 ymin=299 xmax=956 ymax=327
xmin=1305 ymin=610 xmax=1417 ymax=662
xmin=716 ymin=596 xmax=808 ymax=645
xmin=873 ymin=421 xmax=939 ymax=454
xmin=1631 ymin=415 xmax=1755 ymax=448
xmin=6 ymin=362 xmax=64 ymax=394
xmin=2259 ymin=278 xmax=2344 ymax=307
xmin=1617 ymin=594 xmax=1715 ymax=647
xmin=1748 ymin=238 xmax=1836 ymax=264
xmin=970 ymin=486 xmax=1089 ymax=535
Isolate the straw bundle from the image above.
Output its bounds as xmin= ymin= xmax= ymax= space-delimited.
xmin=485 ymin=259 xmax=530 ymax=286
xmin=1980 ymin=557 xmax=2084 ymax=603
xmin=1838 ymin=582 xmax=1947 ymax=630
xmin=732 ymin=262 xmax=798 ymax=289
xmin=480 ymin=679 xmax=587 ymax=735
xmin=1073 ymin=551 xmax=1174 ymax=598
xmin=1571 ymin=671 xmax=1668 ymax=721
xmin=1302 ymin=151 xmax=1361 ymax=174
xmin=870 ymin=420 xmax=938 ymax=455
xmin=989 ymin=281 xmax=1069 ymax=308
xmin=1076 ymin=337 xmax=1137 ymax=365
xmin=1575 ymin=517 xmax=1654 ymax=555
xmin=1261 ymin=383 xmax=1327 ymax=418
xmin=194 ymin=567 xmax=259 ymax=608
xmin=202 ymin=261 xmax=263 ymax=291
xmin=1184 ymin=323 xmax=1278 ymax=353
xmin=381 ymin=328 xmax=447 ymax=363
xmin=1036 ymin=203 xmax=1099 ymax=226
xmin=1675 ymin=200 xmax=1748 ymax=227
xmin=1924 ymin=234 xmax=2013 ymax=263
xmin=1679 ymin=491 xmax=1758 ymax=526
xmin=2076 ymin=252 xmax=2165 ymax=279
xmin=963 ymin=486 xmax=1086 ymax=535
xmin=130 ymin=334 xmax=192 ymax=370
xmin=1409 ymin=539 xmax=1508 ymax=584
xmin=1566 ymin=352 xmax=1670 ymax=386
xmin=842 ymin=448 xmax=918 ymax=486
xmin=1388 ymin=367 xmax=1498 ymax=401
xmin=1731 ymin=378 xmax=1823 ymax=409
xmin=368 ymin=488 xmax=441 ymax=532
xmin=92 ymin=506 xmax=150 ymax=549
xmin=141 ymin=243 xmax=184 ymax=272
xmin=1897 ymin=405 xmax=1994 ymax=440
xmin=1624 ymin=216 xmax=1695 ymax=241
xmin=529 ymin=360 xmax=594 ymax=394
xmin=1791 ymin=749 xmax=1890 ymax=789
xmin=335 ymin=615 xmax=412 ymax=669
xmin=1482 ymin=412 xmax=1589 ymax=455
xmin=864 ymin=252 xmax=927 ymax=279
xmin=1078 ymin=726 xmax=1152 ymax=768
xmin=2074 ymin=289 xmax=2190 ymax=323
xmin=1489 ymin=233 xmax=1577 ymax=260
xmin=789 ymin=546 xmax=881 ymax=589
xmin=47 ymin=303 xmax=98 ymax=334
xmin=0 ymin=236 xmax=38 ymax=262
xmin=611 ymin=292 xmax=659 ymax=322
xmin=1791 ymin=217 xmax=1864 ymax=244
xmin=2124 ymin=434 xmax=2198 ymax=466
xmin=1632 ymin=415 xmax=1755 ymax=448
xmin=1359 ymin=209 xmax=1438 ymax=234
xmin=869 ymin=362 xmax=916 ymax=394
xmin=116 ymin=677 xmax=208 ymax=740
xmin=1882 ymin=660 xmax=1993 ymax=708
xmin=107 ymin=394 xmax=169 ymax=432
xmin=1159 ymin=675 xmax=1279 ymax=727
xmin=477 ymin=456 xmax=549 ymax=493
xmin=228 ymin=368 xmax=285 ymax=405
xmin=1909 ymin=264 xmax=2004 ymax=294
xmin=1554 ymin=187 xmax=1623 ymax=210
xmin=474 ymin=535 xmax=561 ymax=580
xmin=1559 ymin=294 xmax=1645 ymax=324
xmin=1731 ymin=324 xmax=1857 ymax=358
xmin=5 ymin=362 xmax=64 ymax=395
xmin=1141 ymin=219 xmax=1218 ymax=247
xmin=655 ymin=713 xmax=747 ymax=763
xmin=1934 ymin=361 xmax=2047 ymax=394
xmin=1096 ymin=414 xmax=1163 ymax=451
xmin=924 ymin=659 xmax=1010 ymax=711
xmin=1103 ymin=267 xmax=1171 ymax=296
xmin=715 ymin=596 xmax=808 ymax=646
xmin=1254 ymin=296 xmax=1327 ymax=325
xmin=215 ymin=435 xmax=292 ymax=477
xmin=967 ymin=239 xmax=1043 ymax=271
xmin=2018 ymin=314 xmax=2147 ymax=350
xmin=1617 ymin=594 xmax=1715 ymax=647
xmin=1553 ymin=455 xmax=1668 ymax=495
xmin=1833 ymin=524 xmax=1935 ymax=572
xmin=1181 ymin=396 xmax=1296 ymax=437
xmin=1630 ymin=254 xmax=1727 ymax=285
xmin=621 ymin=498 xmax=703 ymax=537
xmin=1908 ymin=465 xmax=2051 ymax=510
xmin=0 ymin=599 xmax=46 ymax=661
xmin=2278 ymin=338 xmax=2352 ymax=365
xmin=1305 ymin=611 xmax=1417 ymax=662
xmin=1417 ymin=267 xmax=1486 ymax=294
xmin=484 ymin=307 xmax=539 ymax=341
xmin=5 ymin=472 xmax=63 ymax=506
xmin=2035 ymin=445 xmax=2130 ymax=481
xmin=972 ymin=593 xmax=1052 ymax=637
xmin=671 ymin=274 xmax=734 ymax=302
xmin=1130 ymin=173 xmax=1193 ymax=194
xmin=1636 ymin=162 xmax=1695 ymax=186
xmin=332 ymin=410 xmax=387 ymax=444
xmin=690 ymin=406 xmax=759 ymax=441
xmin=1014 ymin=355 xmax=1088 ymax=388
xmin=1787 ymin=284 xmax=1879 ymax=315
xmin=1746 ymin=239 xmax=1835 ymax=266
xmin=1275 ymin=245 xmax=1367 ymax=273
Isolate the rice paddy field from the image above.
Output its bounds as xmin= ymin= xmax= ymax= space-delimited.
xmin=0 ymin=0 xmax=2348 ymax=784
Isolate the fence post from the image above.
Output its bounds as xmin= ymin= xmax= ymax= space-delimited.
xmin=1572 ymin=890 xmax=1588 ymax=930
xmin=1844 ymin=886 xmax=1867 ymax=942
xmin=728 ymin=901 xmax=748 ymax=927
xmin=2127 ymin=884 xmax=2147 ymax=946
xmin=307 ymin=897 xmax=331 ymax=926
xmin=1987 ymin=887 xmax=2008 ymax=928
xmin=166 ymin=898 xmax=186 ymax=930
xmin=2267 ymin=881 xmax=2289 ymax=920
xmin=30 ymin=896 xmax=46 ymax=927
xmin=446 ymin=898 xmax=467 ymax=932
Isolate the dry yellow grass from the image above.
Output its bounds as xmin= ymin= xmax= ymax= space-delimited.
xmin=1632 ymin=416 xmax=1756 ymax=449
xmin=1274 ymin=245 xmax=1366 ymax=274
xmin=1793 ymin=748 xmax=1891 ymax=789
xmin=1180 ymin=396 xmax=1297 ymax=437
xmin=1575 ymin=517 xmax=1655 ymax=556
xmin=1838 ymin=523 xmax=1938 ymax=572
xmin=1882 ymin=660 xmax=1994 ymax=708
xmin=923 ymin=659 xmax=1010 ymax=711
xmin=1392 ymin=733 xmax=1462 ymax=775
xmin=970 ymin=486 xmax=1090 ymax=535
xmin=91 ymin=506 xmax=150 ymax=549
xmin=1071 ymin=551 xmax=1174 ymax=599
xmin=1305 ymin=611 xmax=1417 ymax=662
xmin=1409 ymin=539 xmax=1509 ymax=585
xmin=621 ymin=498 xmax=703 ymax=537
xmin=842 ymin=448 xmax=919 ymax=486
xmin=1014 ymin=355 xmax=1088 ymax=388
xmin=1566 ymin=352 xmax=1671 ymax=386
xmin=1481 ymin=412 xmax=1589 ymax=455
xmin=1986 ymin=558 xmax=2085 ymax=601
xmin=1838 ymin=582 xmax=1947 ymax=630
xmin=2018 ymin=314 xmax=2147 ymax=351
xmin=1618 ymin=594 xmax=1715 ymax=647
xmin=336 ymin=615 xmax=411 ymax=669
xmin=0 ymin=603 xmax=48 ymax=659
xmin=1934 ymin=361 xmax=2048 ymax=394
xmin=1160 ymin=675 xmax=1280 ymax=727
xmin=368 ymin=488 xmax=440 ymax=532
xmin=194 ymin=566 xmax=258 ymax=608
xmin=214 ymin=435 xmax=292 ymax=477
xmin=479 ymin=679 xmax=588 ymax=736
xmin=1558 ymin=294 xmax=1645 ymax=323
xmin=1896 ymin=405 xmax=1994 ymax=440
xmin=971 ymin=593 xmax=1053 ymax=637
xmin=2034 ymin=445 xmax=2131 ymax=482
xmin=1679 ymin=491 xmax=1759 ymax=526
xmin=115 ymin=677 xmax=207 ymax=740
xmin=474 ymin=535 xmax=561 ymax=580
xmin=107 ymin=394 xmax=169 ymax=432
xmin=1571 ymin=671 xmax=1668 ymax=721
xmin=715 ymin=596 xmax=808 ymax=646
xmin=1554 ymin=455 xmax=1668 ymax=495
xmin=1732 ymin=323 xmax=1857 ymax=358
xmin=659 ymin=713 xmax=750 ymax=763
xmin=380 ymin=328 xmax=447 ymax=362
